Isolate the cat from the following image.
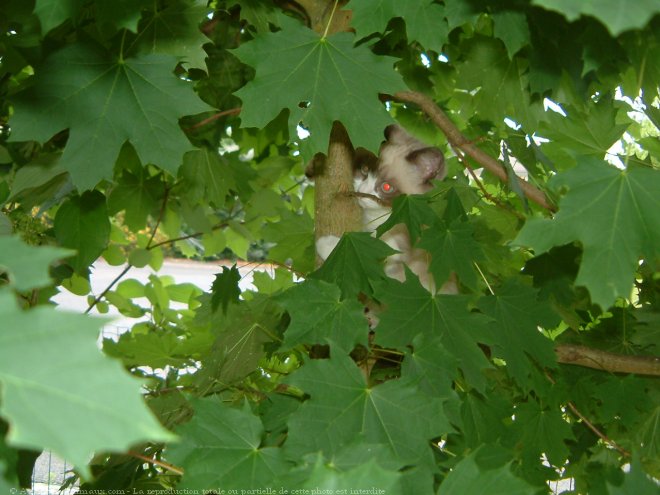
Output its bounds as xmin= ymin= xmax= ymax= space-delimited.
xmin=317 ymin=125 xmax=457 ymax=294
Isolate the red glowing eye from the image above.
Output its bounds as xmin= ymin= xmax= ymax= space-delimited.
xmin=381 ymin=182 xmax=393 ymax=193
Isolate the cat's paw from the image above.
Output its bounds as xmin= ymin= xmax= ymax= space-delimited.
xmin=316 ymin=235 xmax=340 ymax=260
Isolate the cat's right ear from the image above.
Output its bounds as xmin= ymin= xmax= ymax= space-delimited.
xmin=408 ymin=147 xmax=447 ymax=181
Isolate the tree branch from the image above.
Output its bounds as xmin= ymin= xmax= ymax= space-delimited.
xmin=555 ymin=344 xmax=660 ymax=376
xmin=391 ymin=91 xmax=557 ymax=212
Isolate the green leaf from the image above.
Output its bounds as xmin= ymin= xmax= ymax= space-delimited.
xmin=532 ymin=0 xmax=660 ymax=35
xmin=128 ymin=248 xmax=151 ymax=268
xmin=8 ymin=158 xmax=69 ymax=207
xmin=351 ymin=0 xmax=449 ymax=52
xmin=9 ymin=42 xmax=210 ymax=190
xmin=0 ymin=291 xmax=174 ymax=477
xmin=636 ymin=406 xmax=660 ymax=475
xmin=607 ymin=454 xmax=659 ymax=495
xmin=95 ymin=0 xmax=150 ymax=32
xmin=510 ymin=402 xmax=574 ymax=467
xmin=312 ymin=232 xmax=397 ymax=298
xmin=194 ymin=296 xmax=281 ymax=386
xmin=294 ymin=456 xmax=402 ymax=494
xmin=54 ymin=190 xmax=110 ymax=273
xmin=376 ymin=194 xmax=439 ymax=243
xmin=210 ymin=265 xmax=241 ymax=313
xmin=34 ymin=0 xmax=83 ymax=34
xmin=262 ymin=209 xmax=315 ymax=273
xmin=167 ymin=398 xmax=287 ymax=490
xmin=179 ymin=148 xmax=234 ymax=207
xmin=234 ymin=0 xmax=281 ymax=33
xmin=492 ymin=10 xmax=531 ymax=58
xmin=277 ymin=279 xmax=369 ymax=352
xmin=515 ymin=161 xmax=660 ymax=309
xmin=477 ymin=281 xmax=559 ymax=387
xmin=373 ymin=273 xmax=493 ymax=390
xmin=440 ymin=449 xmax=536 ymax=495
xmin=134 ymin=0 xmax=211 ymax=68
xmin=233 ymin=25 xmax=405 ymax=159
xmin=418 ymin=220 xmax=484 ymax=291
xmin=108 ymin=167 xmax=164 ymax=232
xmin=443 ymin=0 xmax=482 ymax=29
xmin=0 ymin=236 xmax=73 ymax=292
xmin=285 ymin=352 xmax=449 ymax=466
xmin=104 ymin=331 xmax=190 ymax=369
xmin=539 ymin=101 xmax=629 ymax=167
xmin=455 ymin=36 xmax=543 ymax=129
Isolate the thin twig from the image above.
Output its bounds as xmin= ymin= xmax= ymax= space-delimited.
xmin=147 ymin=222 xmax=229 ymax=251
xmin=87 ymin=187 xmax=171 ymax=314
xmin=545 ymin=372 xmax=630 ymax=457
xmin=344 ymin=190 xmax=388 ymax=206
xmin=128 ymin=451 xmax=184 ymax=476
xmin=85 ymin=264 xmax=132 ymax=314
xmin=186 ymin=107 xmax=241 ymax=131
xmin=391 ymin=91 xmax=556 ymax=212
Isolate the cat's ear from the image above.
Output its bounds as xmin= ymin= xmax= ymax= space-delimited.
xmin=407 ymin=147 xmax=446 ymax=181
xmin=384 ymin=124 xmax=406 ymax=142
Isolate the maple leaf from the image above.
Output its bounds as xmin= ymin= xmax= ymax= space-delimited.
xmin=492 ymin=10 xmax=531 ymax=58
xmin=193 ymin=295 xmax=282 ymax=387
xmin=418 ymin=219 xmax=484 ymax=291
xmin=262 ymin=209 xmax=315 ymax=273
xmin=233 ymin=23 xmax=405 ymax=159
xmin=108 ymin=146 xmax=165 ymax=231
xmin=532 ymin=0 xmax=660 ymax=35
xmin=510 ymin=402 xmax=574 ymax=467
xmin=350 ymin=0 xmax=449 ymax=52
xmin=373 ymin=272 xmax=493 ymax=390
xmin=54 ymin=190 xmax=111 ymax=273
xmin=441 ymin=449 xmax=536 ymax=495
xmin=283 ymin=456 xmax=402 ymax=494
xmin=515 ymin=161 xmax=660 ymax=309
xmin=539 ymin=101 xmax=629 ymax=169
xmin=179 ymin=148 xmax=235 ymax=207
xmin=104 ymin=331 xmax=190 ymax=369
xmin=285 ymin=352 xmax=449 ymax=466
xmin=9 ymin=42 xmax=210 ymax=190
xmin=455 ymin=37 xmax=543 ymax=130
xmin=167 ymin=398 xmax=287 ymax=490
xmin=311 ymin=232 xmax=397 ymax=298
xmin=276 ymin=279 xmax=369 ymax=352
xmin=477 ymin=281 xmax=560 ymax=388
xmin=0 ymin=291 xmax=174 ymax=477
xmin=133 ymin=0 xmax=211 ymax=68
xmin=0 ymin=236 xmax=73 ymax=292
xmin=375 ymin=194 xmax=439 ymax=243
xmin=210 ymin=265 xmax=241 ymax=313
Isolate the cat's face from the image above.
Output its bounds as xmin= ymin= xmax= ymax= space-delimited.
xmin=354 ymin=125 xmax=446 ymax=206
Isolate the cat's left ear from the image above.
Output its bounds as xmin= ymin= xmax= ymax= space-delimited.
xmin=407 ymin=147 xmax=446 ymax=181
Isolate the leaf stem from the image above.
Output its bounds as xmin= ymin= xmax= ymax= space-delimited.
xmin=322 ymin=0 xmax=341 ymax=39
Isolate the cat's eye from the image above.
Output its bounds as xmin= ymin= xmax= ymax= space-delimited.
xmin=381 ymin=182 xmax=395 ymax=194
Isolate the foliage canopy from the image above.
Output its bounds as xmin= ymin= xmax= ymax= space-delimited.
xmin=0 ymin=0 xmax=659 ymax=493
